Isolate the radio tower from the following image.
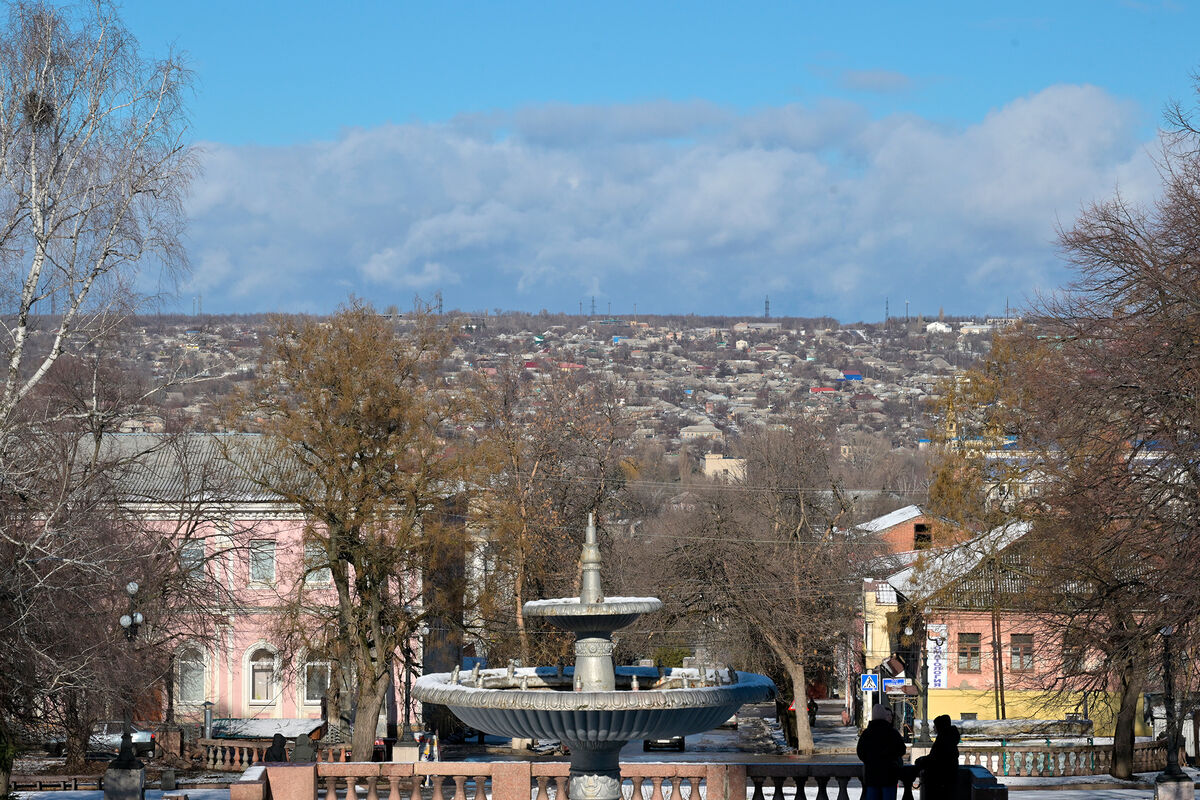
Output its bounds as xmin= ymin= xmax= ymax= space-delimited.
xmin=764 ymin=296 xmax=770 ymax=319
xmin=591 ymin=296 xmax=596 ymax=317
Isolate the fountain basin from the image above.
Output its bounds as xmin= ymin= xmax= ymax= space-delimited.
xmin=413 ymin=667 xmax=775 ymax=742
xmin=523 ymin=597 xmax=664 ymax=634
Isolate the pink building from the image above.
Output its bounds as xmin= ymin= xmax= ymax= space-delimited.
xmin=119 ymin=434 xmax=427 ymax=732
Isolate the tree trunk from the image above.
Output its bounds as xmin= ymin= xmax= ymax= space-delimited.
xmin=0 ymin=718 xmax=15 ymax=797
xmin=63 ymin=690 xmax=87 ymax=773
xmin=1111 ymin=665 xmax=1143 ymax=780
xmin=350 ymin=677 xmax=390 ymax=761
xmin=787 ymin=662 xmax=814 ymax=753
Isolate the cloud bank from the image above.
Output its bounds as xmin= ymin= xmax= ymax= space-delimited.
xmin=182 ymin=84 xmax=1156 ymax=319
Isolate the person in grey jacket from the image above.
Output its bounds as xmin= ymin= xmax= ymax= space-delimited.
xmin=857 ymin=704 xmax=906 ymax=800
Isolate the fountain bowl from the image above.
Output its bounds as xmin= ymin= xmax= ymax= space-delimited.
xmin=413 ymin=666 xmax=776 ymax=743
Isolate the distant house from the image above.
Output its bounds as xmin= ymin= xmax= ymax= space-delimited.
xmin=702 ymin=453 xmax=746 ymax=482
xmin=680 ymin=422 xmax=722 ymax=440
xmin=855 ymin=504 xmax=939 ymax=553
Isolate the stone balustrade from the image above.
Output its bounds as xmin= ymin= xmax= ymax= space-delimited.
xmin=232 ymin=761 xmax=880 ymax=800
xmin=958 ymin=740 xmax=1186 ymax=777
xmin=195 ymin=737 xmax=352 ymax=771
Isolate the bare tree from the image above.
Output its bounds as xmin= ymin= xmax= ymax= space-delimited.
xmin=228 ymin=301 xmax=474 ymax=760
xmin=651 ymin=420 xmax=873 ymax=752
xmin=470 ymin=363 xmax=631 ymax=667
xmin=0 ymin=0 xmax=194 ymax=425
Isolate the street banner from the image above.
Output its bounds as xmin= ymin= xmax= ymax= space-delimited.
xmin=927 ymin=624 xmax=949 ymax=689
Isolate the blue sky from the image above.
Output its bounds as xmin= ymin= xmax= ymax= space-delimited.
xmin=118 ymin=1 xmax=1197 ymax=320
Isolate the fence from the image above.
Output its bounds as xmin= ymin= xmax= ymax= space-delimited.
xmin=958 ymin=739 xmax=1186 ymax=777
xmin=196 ymin=737 xmax=353 ymax=771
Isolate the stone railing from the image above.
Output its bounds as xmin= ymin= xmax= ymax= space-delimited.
xmin=958 ymin=740 xmax=1186 ymax=777
xmin=291 ymin=761 xmax=875 ymax=800
xmin=195 ymin=737 xmax=353 ymax=771
xmin=234 ymin=760 xmax=1007 ymax=800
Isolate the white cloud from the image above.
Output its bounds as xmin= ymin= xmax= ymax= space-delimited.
xmin=179 ymin=89 xmax=1157 ymax=319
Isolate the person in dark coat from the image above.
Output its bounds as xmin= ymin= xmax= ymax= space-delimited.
xmin=290 ymin=732 xmax=317 ymax=762
xmin=263 ymin=733 xmax=288 ymax=762
xmin=857 ymin=704 xmax=907 ymax=800
xmin=914 ymin=714 xmax=961 ymax=799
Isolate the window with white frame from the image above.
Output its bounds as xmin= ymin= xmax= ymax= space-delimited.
xmin=249 ymin=540 xmax=276 ymax=585
xmin=250 ymin=648 xmax=276 ymax=702
xmin=304 ymin=543 xmax=331 ymax=585
xmin=180 ymin=542 xmax=205 ymax=580
xmin=177 ymin=647 xmax=205 ymax=703
xmin=303 ymin=661 xmax=330 ymax=704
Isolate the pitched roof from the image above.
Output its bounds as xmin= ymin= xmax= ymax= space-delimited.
xmin=855 ymin=504 xmax=923 ymax=533
xmin=887 ymin=521 xmax=1031 ymax=605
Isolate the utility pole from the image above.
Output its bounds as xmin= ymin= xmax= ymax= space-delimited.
xmin=905 ymin=300 xmax=910 ymax=323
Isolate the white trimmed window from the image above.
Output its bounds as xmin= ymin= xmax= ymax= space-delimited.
xmin=181 ymin=542 xmax=205 ymax=580
xmin=249 ymin=648 xmax=276 ymax=702
xmin=249 ymin=540 xmax=276 ymax=585
xmin=177 ymin=647 xmax=205 ymax=703
xmin=304 ymin=543 xmax=331 ymax=586
xmin=303 ymin=662 xmax=330 ymax=704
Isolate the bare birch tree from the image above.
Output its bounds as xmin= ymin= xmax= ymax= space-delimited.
xmin=0 ymin=0 xmax=194 ymax=425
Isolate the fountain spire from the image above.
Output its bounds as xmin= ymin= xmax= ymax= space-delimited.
xmin=580 ymin=512 xmax=603 ymax=604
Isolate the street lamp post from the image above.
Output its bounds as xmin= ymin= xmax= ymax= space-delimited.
xmin=109 ymin=581 xmax=144 ymax=771
xmin=1158 ymin=624 xmax=1185 ymax=780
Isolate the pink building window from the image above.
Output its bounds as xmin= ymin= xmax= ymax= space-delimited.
xmin=1010 ymin=634 xmax=1034 ymax=672
xmin=250 ymin=540 xmax=276 ymax=585
xmin=177 ymin=647 xmax=204 ymax=703
xmin=250 ymin=648 xmax=276 ymax=702
xmin=304 ymin=662 xmax=329 ymax=704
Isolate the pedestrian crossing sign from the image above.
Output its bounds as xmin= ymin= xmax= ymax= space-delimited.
xmin=860 ymin=674 xmax=879 ymax=692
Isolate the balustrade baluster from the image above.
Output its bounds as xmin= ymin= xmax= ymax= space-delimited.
xmin=347 ymin=777 xmax=360 ymax=798
xmin=832 ymin=775 xmax=850 ymax=800
xmin=432 ymin=775 xmax=448 ymax=800
xmin=813 ymin=775 xmax=830 ymax=800
xmin=473 ymin=774 xmax=488 ymax=800
xmin=769 ymin=776 xmax=786 ymax=800
xmin=366 ymin=775 xmax=380 ymax=800
xmin=535 ymin=775 xmax=551 ymax=800
xmin=325 ymin=775 xmax=338 ymax=800
xmin=647 ymin=776 xmax=665 ymax=800
xmin=900 ymin=776 xmax=915 ymax=800
xmin=452 ymin=775 xmax=468 ymax=800
xmin=409 ymin=773 xmax=422 ymax=800
xmin=554 ymin=774 xmax=569 ymax=800
xmin=387 ymin=775 xmax=400 ymax=800
xmin=206 ymin=745 xmax=215 ymax=770
xmin=749 ymin=776 xmax=766 ymax=800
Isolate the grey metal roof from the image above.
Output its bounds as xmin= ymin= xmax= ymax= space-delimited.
xmin=101 ymin=433 xmax=288 ymax=504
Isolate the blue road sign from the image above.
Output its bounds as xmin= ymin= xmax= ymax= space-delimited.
xmin=860 ymin=674 xmax=879 ymax=692
xmin=883 ymin=678 xmax=906 ymax=693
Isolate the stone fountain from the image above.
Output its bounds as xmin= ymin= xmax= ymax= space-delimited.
xmin=414 ymin=515 xmax=776 ymax=800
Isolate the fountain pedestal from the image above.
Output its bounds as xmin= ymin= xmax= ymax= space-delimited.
xmin=568 ymin=742 xmax=624 ymax=800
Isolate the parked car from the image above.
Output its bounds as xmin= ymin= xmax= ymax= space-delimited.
xmin=642 ymin=735 xmax=684 ymax=752
xmin=89 ymin=722 xmax=155 ymax=758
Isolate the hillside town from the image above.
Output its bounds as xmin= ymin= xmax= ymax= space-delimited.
xmin=115 ymin=311 xmax=1012 ymax=459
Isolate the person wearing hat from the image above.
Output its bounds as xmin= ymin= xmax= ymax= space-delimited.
xmin=857 ymin=704 xmax=906 ymax=800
